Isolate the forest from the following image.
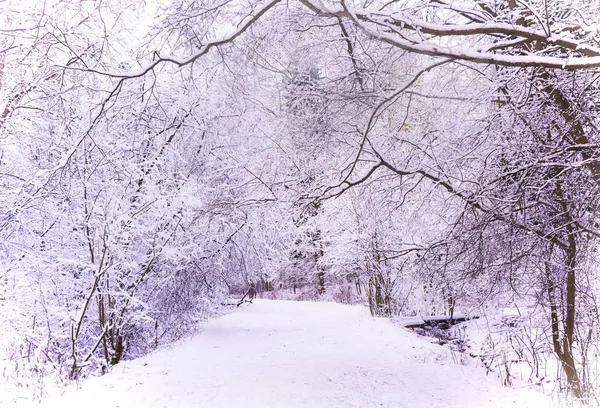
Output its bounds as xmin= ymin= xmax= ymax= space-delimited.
xmin=1 ymin=0 xmax=600 ymax=404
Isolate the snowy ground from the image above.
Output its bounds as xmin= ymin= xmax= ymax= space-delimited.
xmin=11 ymin=300 xmax=553 ymax=408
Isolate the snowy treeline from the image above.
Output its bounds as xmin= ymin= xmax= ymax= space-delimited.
xmin=1 ymin=0 xmax=600 ymax=402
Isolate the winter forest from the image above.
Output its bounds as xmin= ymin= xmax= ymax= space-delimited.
xmin=2 ymin=0 xmax=600 ymax=406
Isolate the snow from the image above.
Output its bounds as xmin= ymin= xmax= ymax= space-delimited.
xmin=11 ymin=300 xmax=552 ymax=408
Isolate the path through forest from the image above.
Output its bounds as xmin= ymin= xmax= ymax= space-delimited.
xmin=26 ymin=300 xmax=551 ymax=408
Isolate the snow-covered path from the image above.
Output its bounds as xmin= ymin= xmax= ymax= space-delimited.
xmin=30 ymin=300 xmax=551 ymax=408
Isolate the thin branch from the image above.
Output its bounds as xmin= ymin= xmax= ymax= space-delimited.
xmin=59 ymin=0 xmax=283 ymax=79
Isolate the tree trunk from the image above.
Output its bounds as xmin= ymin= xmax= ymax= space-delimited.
xmin=317 ymin=268 xmax=325 ymax=295
xmin=552 ymin=180 xmax=583 ymax=397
